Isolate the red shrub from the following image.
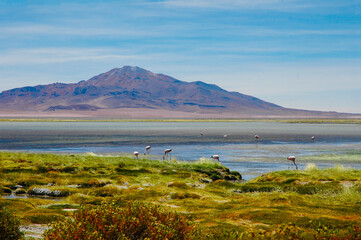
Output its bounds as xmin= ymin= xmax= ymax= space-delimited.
xmin=44 ymin=202 xmax=198 ymax=240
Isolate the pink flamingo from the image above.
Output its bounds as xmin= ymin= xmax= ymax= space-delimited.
xmin=144 ymin=146 xmax=151 ymax=155
xmin=211 ymin=155 xmax=220 ymax=161
xmin=163 ymin=149 xmax=172 ymax=160
xmin=287 ymin=156 xmax=298 ymax=170
xmin=134 ymin=151 xmax=139 ymax=159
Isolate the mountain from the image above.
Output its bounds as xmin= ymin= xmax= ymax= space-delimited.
xmin=0 ymin=66 xmax=357 ymax=118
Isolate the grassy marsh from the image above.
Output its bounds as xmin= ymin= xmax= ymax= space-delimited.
xmin=1 ymin=152 xmax=361 ymax=239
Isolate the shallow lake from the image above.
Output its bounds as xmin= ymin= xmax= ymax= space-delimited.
xmin=0 ymin=121 xmax=360 ymax=180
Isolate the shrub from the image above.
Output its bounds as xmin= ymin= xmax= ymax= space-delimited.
xmin=0 ymin=207 xmax=24 ymax=240
xmin=44 ymin=202 xmax=199 ymax=240
xmin=171 ymin=192 xmax=201 ymax=199
xmin=168 ymin=181 xmax=190 ymax=189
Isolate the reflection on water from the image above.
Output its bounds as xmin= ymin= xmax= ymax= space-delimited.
xmin=0 ymin=121 xmax=360 ymax=180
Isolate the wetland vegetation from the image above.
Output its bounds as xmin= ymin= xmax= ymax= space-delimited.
xmin=1 ymin=152 xmax=361 ymax=239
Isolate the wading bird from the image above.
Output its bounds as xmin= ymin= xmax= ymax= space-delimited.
xmin=211 ymin=155 xmax=220 ymax=161
xmin=163 ymin=149 xmax=172 ymax=160
xmin=311 ymin=136 xmax=315 ymax=141
xmin=144 ymin=146 xmax=151 ymax=155
xmin=287 ymin=156 xmax=298 ymax=170
xmin=223 ymin=135 xmax=227 ymax=138
xmin=254 ymin=135 xmax=259 ymax=140
xmin=134 ymin=151 xmax=139 ymax=159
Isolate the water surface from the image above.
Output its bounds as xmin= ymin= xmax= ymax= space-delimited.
xmin=1 ymin=121 xmax=360 ymax=180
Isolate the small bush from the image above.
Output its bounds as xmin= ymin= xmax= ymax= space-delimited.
xmin=0 ymin=207 xmax=24 ymax=240
xmin=168 ymin=181 xmax=190 ymax=189
xmin=171 ymin=192 xmax=201 ymax=199
xmin=44 ymin=202 xmax=199 ymax=240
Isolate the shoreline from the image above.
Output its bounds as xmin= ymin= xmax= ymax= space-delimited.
xmin=0 ymin=118 xmax=360 ymax=124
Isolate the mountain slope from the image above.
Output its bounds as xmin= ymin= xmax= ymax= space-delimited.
xmin=0 ymin=66 xmax=358 ymax=118
xmin=0 ymin=66 xmax=283 ymax=113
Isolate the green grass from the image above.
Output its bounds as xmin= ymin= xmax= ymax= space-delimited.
xmin=305 ymin=151 xmax=361 ymax=162
xmin=1 ymin=151 xmax=361 ymax=239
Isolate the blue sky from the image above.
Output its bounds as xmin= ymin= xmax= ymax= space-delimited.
xmin=0 ymin=0 xmax=360 ymax=113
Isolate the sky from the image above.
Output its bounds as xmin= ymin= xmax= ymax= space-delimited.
xmin=0 ymin=0 xmax=360 ymax=113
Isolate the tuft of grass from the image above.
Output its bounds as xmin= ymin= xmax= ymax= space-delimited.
xmin=168 ymin=181 xmax=190 ymax=189
xmin=305 ymin=163 xmax=318 ymax=171
xmin=171 ymin=192 xmax=201 ymax=199
xmin=24 ymin=210 xmax=66 ymax=224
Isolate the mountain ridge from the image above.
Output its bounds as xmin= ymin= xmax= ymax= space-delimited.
xmin=0 ymin=66 xmax=358 ymax=118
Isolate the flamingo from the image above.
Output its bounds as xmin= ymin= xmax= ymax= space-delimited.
xmin=254 ymin=135 xmax=259 ymax=140
xmin=211 ymin=155 xmax=220 ymax=161
xmin=163 ymin=149 xmax=172 ymax=160
xmin=144 ymin=146 xmax=151 ymax=155
xmin=287 ymin=156 xmax=298 ymax=170
xmin=311 ymin=136 xmax=315 ymax=141
xmin=134 ymin=151 xmax=139 ymax=159
xmin=223 ymin=135 xmax=227 ymax=138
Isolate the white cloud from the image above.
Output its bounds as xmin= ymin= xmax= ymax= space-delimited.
xmin=155 ymin=0 xmax=316 ymax=11
xmin=155 ymin=0 xmax=360 ymax=13
xmin=0 ymin=25 xmax=161 ymax=37
xmin=0 ymin=48 xmax=147 ymax=65
xmin=160 ymin=0 xmax=288 ymax=8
